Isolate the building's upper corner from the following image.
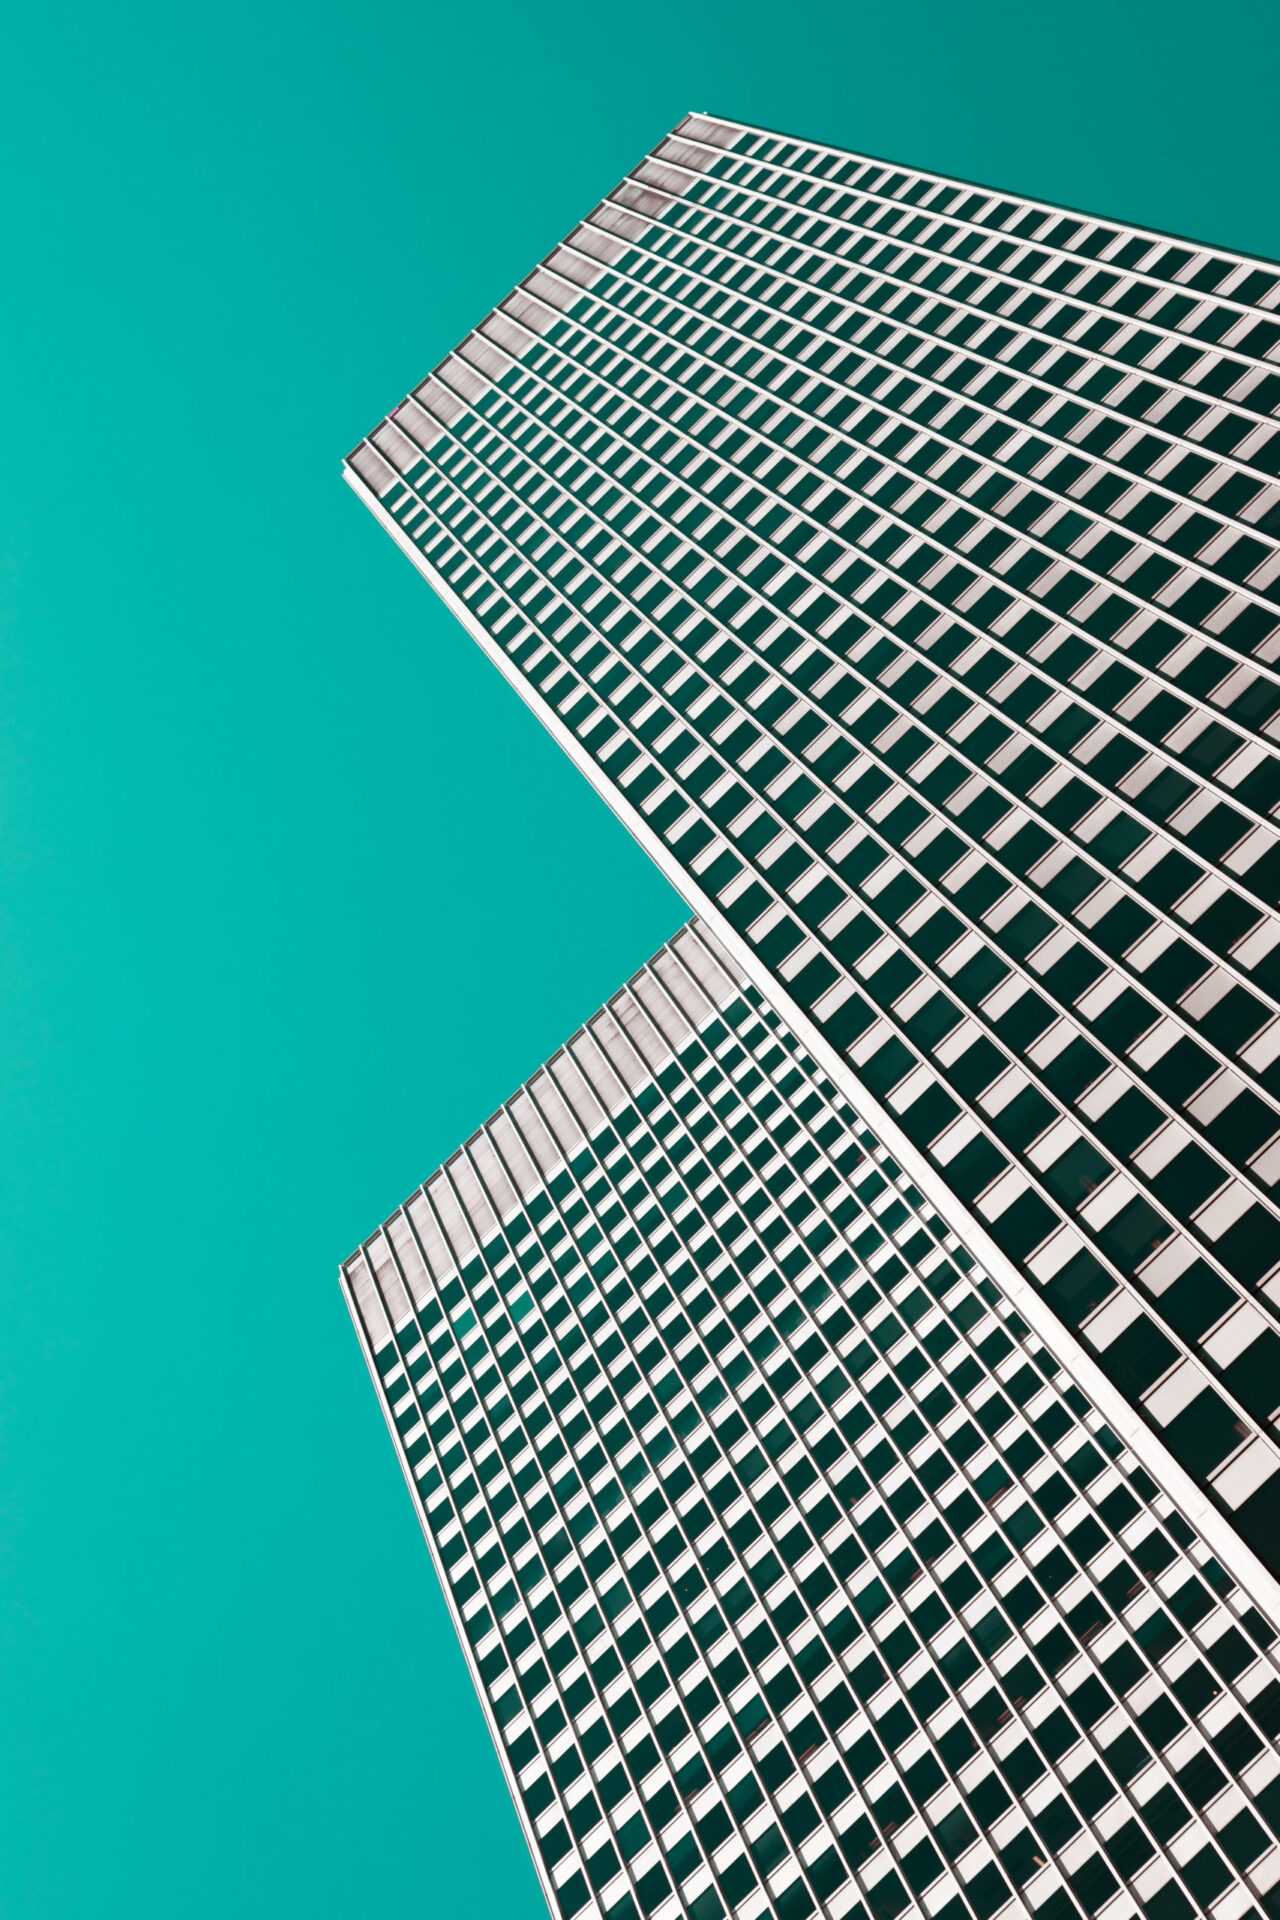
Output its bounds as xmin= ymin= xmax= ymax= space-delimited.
xmin=344 ymin=435 xmax=400 ymax=501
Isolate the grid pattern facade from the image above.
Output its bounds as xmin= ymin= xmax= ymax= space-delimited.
xmin=345 ymin=114 xmax=1280 ymax=1577
xmin=342 ymin=923 xmax=1280 ymax=1920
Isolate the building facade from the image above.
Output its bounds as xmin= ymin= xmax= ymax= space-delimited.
xmin=342 ymin=116 xmax=1280 ymax=1920
xmin=343 ymin=922 xmax=1280 ymax=1920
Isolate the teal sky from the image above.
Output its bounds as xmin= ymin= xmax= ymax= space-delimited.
xmin=3 ymin=2 xmax=1279 ymax=1915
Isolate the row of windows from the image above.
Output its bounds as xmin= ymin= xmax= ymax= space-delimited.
xmin=673 ymin=121 xmax=1280 ymax=372
xmin=364 ymin=401 xmax=1280 ymax=1559
xmin=694 ymin=121 xmax=1280 ymax=302
xmin=621 ymin=196 xmax=1280 ymax=689
xmin=346 ymin=943 xmax=1280 ymax=1920
xmin=631 ymin=149 xmax=1280 ymax=497
xmin=607 ymin=193 xmax=1280 ymax=720
xmin=597 ymin=163 xmax=1280 ymax=631
xmin=656 ymin=145 xmax=1279 ymax=450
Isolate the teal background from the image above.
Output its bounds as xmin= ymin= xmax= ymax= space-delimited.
xmin=3 ymin=1 xmax=1279 ymax=1914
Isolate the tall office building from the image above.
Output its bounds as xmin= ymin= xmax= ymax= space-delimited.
xmin=342 ymin=117 xmax=1280 ymax=1919
xmin=343 ymin=922 xmax=1280 ymax=1920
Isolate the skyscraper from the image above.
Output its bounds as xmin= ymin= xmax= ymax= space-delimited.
xmin=343 ymin=922 xmax=1280 ymax=1920
xmin=342 ymin=115 xmax=1280 ymax=1919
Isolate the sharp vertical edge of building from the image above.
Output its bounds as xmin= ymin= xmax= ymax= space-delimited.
xmin=341 ymin=114 xmax=1280 ymax=1920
